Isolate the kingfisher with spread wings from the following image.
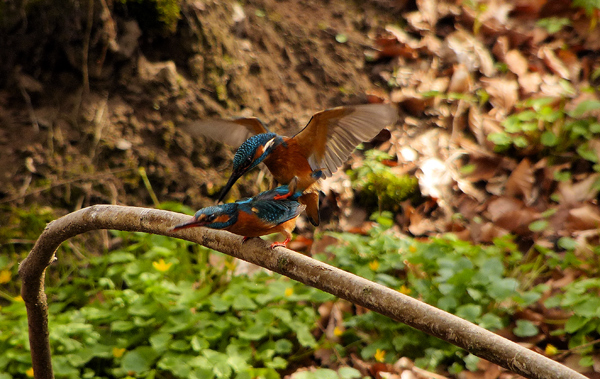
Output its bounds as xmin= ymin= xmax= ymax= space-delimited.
xmin=186 ymin=103 xmax=398 ymax=226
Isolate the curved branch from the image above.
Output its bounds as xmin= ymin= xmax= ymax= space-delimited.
xmin=20 ymin=205 xmax=584 ymax=379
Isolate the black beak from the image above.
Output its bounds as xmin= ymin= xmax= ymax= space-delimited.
xmin=172 ymin=217 xmax=207 ymax=231
xmin=217 ymin=171 xmax=243 ymax=203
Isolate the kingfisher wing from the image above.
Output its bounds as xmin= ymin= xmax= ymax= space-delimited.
xmin=242 ymin=200 xmax=305 ymax=226
xmin=292 ymin=104 xmax=398 ymax=177
xmin=184 ymin=117 xmax=270 ymax=148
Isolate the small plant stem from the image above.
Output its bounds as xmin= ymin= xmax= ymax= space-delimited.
xmin=138 ymin=167 xmax=161 ymax=208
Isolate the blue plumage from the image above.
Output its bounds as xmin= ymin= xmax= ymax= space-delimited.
xmin=232 ymin=133 xmax=280 ymax=172
xmin=173 ymin=184 xmax=307 ymax=248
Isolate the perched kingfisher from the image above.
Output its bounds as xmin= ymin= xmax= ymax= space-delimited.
xmin=172 ymin=179 xmax=308 ymax=248
xmin=186 ymin=103 xmax=398 ymax=226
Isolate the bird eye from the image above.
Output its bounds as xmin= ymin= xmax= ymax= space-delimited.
xmin=206 ymin=214 xmax=216 ymax=222
xmin=245 ymin=156 xmax=253 ymax=166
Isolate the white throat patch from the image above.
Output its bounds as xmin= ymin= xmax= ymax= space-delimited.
xmin=263 ymin=137 xmax=276 ymax=152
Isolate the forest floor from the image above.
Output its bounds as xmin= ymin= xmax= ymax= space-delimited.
xmin=2 ymin=0 xmax=600 ymax=377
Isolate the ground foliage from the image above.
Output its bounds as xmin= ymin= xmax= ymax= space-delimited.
xmin=1 ymin=0 xmax=600 ymax=378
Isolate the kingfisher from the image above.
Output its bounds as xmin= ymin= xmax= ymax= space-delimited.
xmin=172 ymin=179 xmax=308 ymax=248
xmin=185 ymin=103 xmax=398 ymax=226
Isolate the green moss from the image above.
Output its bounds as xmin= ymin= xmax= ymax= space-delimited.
xmin=0 ymin=205 xmax=55 ymax=245
xmin=116 ymin=0 xmax=181 ymax=33
xmin=349 ymin=150 xmax=419 ymax=212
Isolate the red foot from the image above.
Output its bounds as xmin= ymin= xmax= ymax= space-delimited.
xmin=270 ymin=237 xmax=291 ymax=249
xmin=242 ymin=236 xmax=252 ymax=244
xmin=273 ymin=192 xmax=292 ymax=200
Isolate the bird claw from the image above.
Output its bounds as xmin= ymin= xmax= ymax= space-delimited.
xmin=270 ymin=237 xmax=291 ymax=249
xmin=270 ymin=241 xmax=287 ymax=249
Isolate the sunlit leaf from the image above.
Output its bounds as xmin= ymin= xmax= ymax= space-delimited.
xmin=513 ymin=320 xmax=539 ymax=337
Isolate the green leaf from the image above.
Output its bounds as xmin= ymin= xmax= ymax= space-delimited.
xmin=520 ymin=122 xmax=537 ymax=132
xmin=226 ymin=355 xmax=250 ymax=373
xmin=558 ymin=237 xmax=577 ymax=250
xmin=540 ymin=131 xmax=558 ymax=146
xmin=274 ymin=339 xmax=293 ymax=354
xmin=467 ymin=288 xmax=483 ymax=301
xmin=554 ymin=170 xmax=571 ymax=182
xmin=150 ymin=333 xmax=172 ymax=351
xmin=122 ymin=346 xmax=159 ymax=373
xmin=238 ymin=324 xmax=267 ymax=341
xmin=573 ymin=297 xmax=600 ymax=318
xmin=488 ymin=278 xmax=518 ymax=300
xmin=437 ymin=296 xmax=458 ymax=311
xmin=209 ymin=295 xmax=231 ymax=312
xmin=569 ymin=99 xmax=600 ymax=118
xmin=170 ymin=340 xmax=190 ymax=351
xmin=232 ymin=295 xmax=257 ymax=311
xmin=518 ymin=291 xmax=541 ymax=307
xmin=111 ymin=320 xmax=135 ymax=332
xmin=488 ymin=132 xmax=512 ymax=146
xmin=313 ymin=368 xmax=340 ymax=379
xmin=577 ymin=143 xmax=598 ymax=162
xmin=456 ymin=304 xmax=481 ymax=322
xmin=464 ymin=353 xmax=480 ymax=371
xmin=265 ymin=356 xmax=287 ymax=370
xmin=513 ymin=320 xmax=539 ymax=337
xmin=191 ymin=335 xmax=209 ymax=352
xmin=514 ymin=135 xmax=530 ymax=147
xmin=544 ymin=296 xmax=561 ymax=308
xmin=52 ymin=356 xmax=79 ymax=377
xmin=338 ymin=366 xmax=362 ymax=379
xmin=292 ymin=322 xmax=318 ymax=348
xmin=579 ymin=355 xmax=594 ymax=367
xmin=536 ymin=17 xmax=571 ymax=33
xmin=528 ymin=220 xmax=548 ymax=232
xmin=479 ymin=313 xmax=504 ymax=330
xmin=158 ymin=354 xmax=194 ymax=377
xmin=108 ymin=251 xmax=136 ymax=263
xmin=516 ymin=110 xmax=537 ymax=122
xmin=213 ymin=361 xmax=232 ymax=379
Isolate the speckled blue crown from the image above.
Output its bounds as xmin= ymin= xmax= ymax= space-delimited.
xmin=194 ymin=203 xmax=238 ymax=229
xmin=233 ymin=132 xmax=278 ymax=170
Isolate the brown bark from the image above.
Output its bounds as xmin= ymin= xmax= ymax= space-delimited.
xmin=19 ymin=205 xmax=585 ymax=379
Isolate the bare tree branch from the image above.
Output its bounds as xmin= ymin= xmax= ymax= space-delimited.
xmin=19 ymin=205 xmax=584 ymax=379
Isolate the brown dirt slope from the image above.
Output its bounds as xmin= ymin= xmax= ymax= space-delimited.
xmin=0 ymin=0 xmax=397 ymax=219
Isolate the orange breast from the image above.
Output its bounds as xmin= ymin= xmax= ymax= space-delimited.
xmin=225 ymin=210 xmax=283 ymax=238
xmin=263 ymin=139 xmax=317 ymax=191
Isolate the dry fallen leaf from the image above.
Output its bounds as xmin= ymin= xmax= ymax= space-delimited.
xmin=487 ymin=196 xmax=538 ymax=234
xmin=518 ymin=72 xmax=542 ymax=94
xmin=505 ymin=158 xmax=536 ymax=204
xmin=391 ymin=88 xmax=434 ymax=115
xmin=557 ymin=174 xmax=600 ymax=205
xmin=446 ymin=29 xmax=497 ymax=77
xmin=482 ymin=77 xmax=519 ymax=115
xmin=505 ymin=49 xmax=529 ymax=77
xmin=448 ymin=63 xmax=473 ymax=93
xmin=539 ymin=46 xmax=570 ymax=79
xmin=417 ymin=0 xmax=438 ymax=29
xmin=567 ymin=204 xmax=600 ymax=231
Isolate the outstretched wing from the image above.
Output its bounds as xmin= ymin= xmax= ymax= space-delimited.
xmin=292 ymin=104 xmax=398 ymax=177
xmin=183 ymin=117 xmax=270 ymax=148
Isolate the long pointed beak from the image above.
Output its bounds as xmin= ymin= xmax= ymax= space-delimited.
xmin=217 ymin=171 xmax=242 ymax=203
xmin=171 ymin=217 xmax=207 ymax=231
